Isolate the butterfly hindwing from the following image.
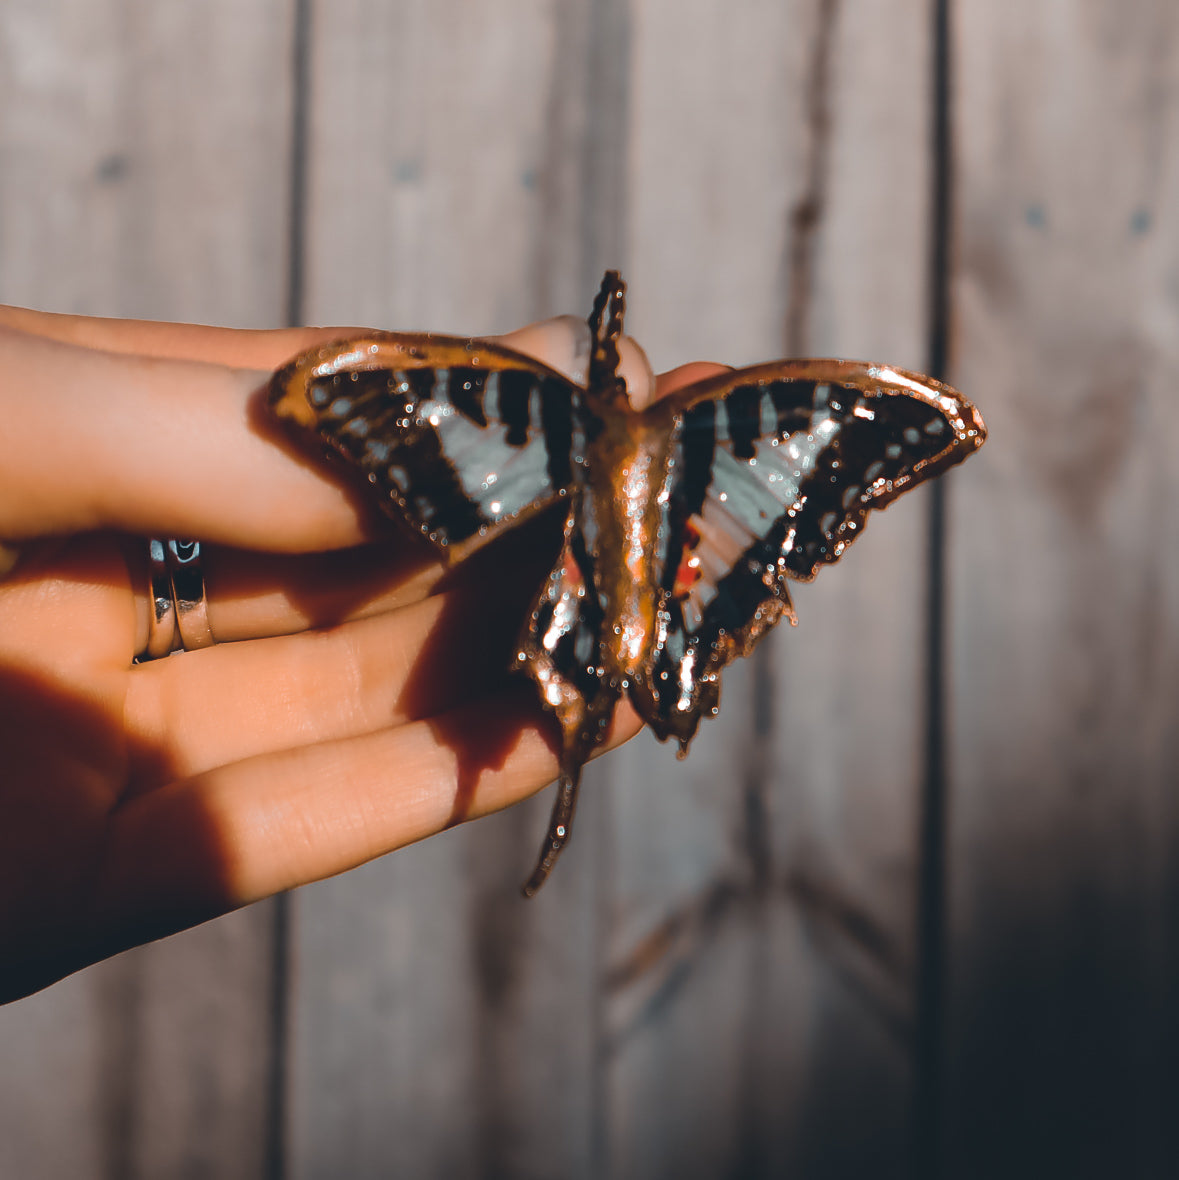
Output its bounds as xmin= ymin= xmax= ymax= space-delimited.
xmin=270 ymin=333 xmax=582 ymax=548
xmin=631 ymin=360 xmax=986 ymax=746
xmin=514 ymin=518 xmax=622 ymax=761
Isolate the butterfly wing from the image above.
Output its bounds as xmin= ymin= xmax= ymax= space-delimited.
xmin=270 ymin=332 xmax=583 ymax=550
xmin=630 ymin=360 xmax=986 ymax=748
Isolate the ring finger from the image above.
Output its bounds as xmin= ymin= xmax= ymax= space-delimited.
xmin=123 ymin=526 xmax=563 ymax=788
xmin=125 ymin=501 xmax=566 ymax=655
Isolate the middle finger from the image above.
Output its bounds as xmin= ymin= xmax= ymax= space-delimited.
xmin=124 ymin=552 xmax=550 ymax=790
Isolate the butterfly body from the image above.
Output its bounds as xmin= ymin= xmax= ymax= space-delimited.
xmin=576 ymin=392 xmax=677 ymax=676
xmin=270 ymin=272 xmax=986 ymax=895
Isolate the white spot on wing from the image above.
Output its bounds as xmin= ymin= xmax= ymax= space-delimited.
xmin=714 ymin=400 xmax=730 ymax=442
xmin=483 ymin=371 xmax=500 ymax=421
xmin=759 ymin=392 xmax=777 ymax=437
xmin=430 ymin=386 xmax=554 ymax=522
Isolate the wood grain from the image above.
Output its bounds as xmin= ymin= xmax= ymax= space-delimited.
xmin=9 ymin=4 xmax=1171 ymax=1179
xmin=603 ymin=1 xmax=935 ymax=1176
xmin=946 ymin=2 xmax=1179 ymax=1175
xmin=0 ymin=2 xmax=296 ymax=1177
xmin=288 ymin=3 xmax=617 ymax=1176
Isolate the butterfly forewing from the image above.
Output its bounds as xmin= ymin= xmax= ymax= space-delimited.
xmin=270 ymin=333 xmax=582 ymax=547
xmin=631 ymin=360 xmax=985 ymax=746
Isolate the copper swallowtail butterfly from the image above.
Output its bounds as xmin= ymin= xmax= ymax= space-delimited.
xmin=270 ymin=272 xmax=986 ymax=894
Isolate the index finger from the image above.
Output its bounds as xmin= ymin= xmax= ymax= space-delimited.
xmin=0 ymin=324 xmax=364 ymax=549
xmin=0 ymin=304 xmax=353 ymax=368
xmin=0 ymin=315 xmax=656 ymax=551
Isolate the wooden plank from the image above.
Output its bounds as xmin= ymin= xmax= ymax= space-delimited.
xmin=946 ymin=3 xmax=1179 ymax=1176
xmin=603 ymin=1 xmax=935 ymax=1176
xmin=288 ymin=3 xmax=621 ymax=1176
xmin=0 ymin=1 xmax=296 ymax=1176
xmin=299 ymin=0 xmax=586 ymax=332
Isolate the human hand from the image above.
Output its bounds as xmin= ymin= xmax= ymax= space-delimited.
xmin=0 ymin=305 xmax=722 ymax=1003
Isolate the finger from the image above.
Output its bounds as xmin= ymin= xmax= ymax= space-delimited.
xmin=0 ymin=325 xmax=368 ymax=548
xmin=0 ymin=304 xmax=364 ymax=368
xmin=128 ymin=540 xmax=444 ymax=655
xmin=0 ymin=532 xmax=140 ymax=674
xmin=198 ymin=543 xmax=443 ymax=642
xmin=120 ymin=486 xmax=566 ymax=654
xmin=2 ymin=304 xmax=660 ymax=404
xmin=97 ymin=687 xmax=642 ymax=923
xmin=495 ymin=315 xmax=657 ymax=408
xmin=124 ymin=545 xmax=557 ymax=785
xmin=656 ymin=361 xmax=733 ymax=398
xmin=0 ymin=319 xmax=614 ymax=549
xmin=201 ymin=501 xmax=562 ymax=643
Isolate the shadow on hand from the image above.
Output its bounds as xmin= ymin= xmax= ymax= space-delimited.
xmin=0 ymin=506 xmax=567 ymax=1005
xmin=0 ymin=659 xmax=240 ymax=1004
xmin=405 ymin=506 xmax=568 ymax=828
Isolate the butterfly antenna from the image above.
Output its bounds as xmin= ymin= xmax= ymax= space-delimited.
xmin=587 ymin=270 xmax=627 ymax=400
xmin=521 ymin=761 xmax=582 ymax=897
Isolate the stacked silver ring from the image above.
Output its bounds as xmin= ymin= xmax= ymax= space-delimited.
xmin=143 ymin=538 xmax=214 ymax=659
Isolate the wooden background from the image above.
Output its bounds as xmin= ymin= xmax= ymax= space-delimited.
xmin=1 ymin=1 xmax=1176 ymax=1176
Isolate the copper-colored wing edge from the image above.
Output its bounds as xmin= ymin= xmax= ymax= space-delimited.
xmin=657 ymin=357 xmax=987 ymax=497
xmin=268 ymin=330 xmax=585 ymax=430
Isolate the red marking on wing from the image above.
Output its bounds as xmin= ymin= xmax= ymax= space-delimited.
xmin=672 ymin=519 xmax=703 ymax=599
xmin=562 ymin=548 xmax=585 ymax=588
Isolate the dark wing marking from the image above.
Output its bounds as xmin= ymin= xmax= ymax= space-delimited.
xmin=631 ymin=360 xmax=986 ymax=747
xmin=270 ymin=332 xmax=582 ymax=549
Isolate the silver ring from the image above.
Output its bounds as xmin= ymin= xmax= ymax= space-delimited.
xmin=144 ymin=538 xmax=178 ymax=658
xmin=139 ymin=538 xmax=214 ymax=659
xmin=166 ymin=540 xmax=214 ymax=651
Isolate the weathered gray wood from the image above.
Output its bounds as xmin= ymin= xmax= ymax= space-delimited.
xmin=604 ymin=1 xmax=935 ymax=1176
xmin=0 ymin=1 xmax=295 ymax=1176
xmin=21 ymin=5 xmax=1172 ymax=1179
xmin=300 ymin=0 xmax=586 ymax=333
xmin=946 ymin=3 xmax=1179 ymax=1176
xmin=288 ymin=4 xmax=617 ymax=1177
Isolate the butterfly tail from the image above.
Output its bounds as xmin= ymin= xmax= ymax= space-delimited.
xmin=521 ymin=759 xmax=582 ymax=898
xmin=515 ymin=522 xmax=619 ymax=895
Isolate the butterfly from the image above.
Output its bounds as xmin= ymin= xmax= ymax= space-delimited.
xmin=269 ymin=272 xmax=986 ymax=895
